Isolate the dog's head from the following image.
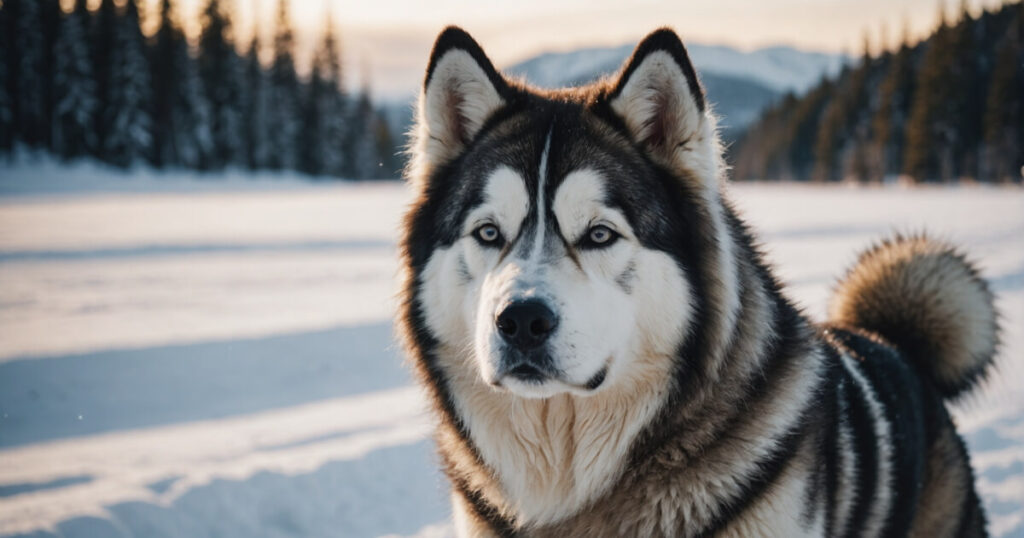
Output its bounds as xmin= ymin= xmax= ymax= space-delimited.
xmin=403 ymin=27 xmax=724 ymax=399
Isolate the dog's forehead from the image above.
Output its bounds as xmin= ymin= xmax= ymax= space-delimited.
xmin=469 ymin=106 xmax=628 ymax=204
xmin=426 ymin=98 xmax=677 ymax=252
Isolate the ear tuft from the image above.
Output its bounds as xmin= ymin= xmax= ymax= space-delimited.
xmin=424 ymin=27 xmax=505 ymax=93
xmin=416 ymin=27 xmax=507 ymax=168
xmin=608 ymin=28 xmax=714 ymax=175
xmin=612 ymin=28 xmax=705 ymax=113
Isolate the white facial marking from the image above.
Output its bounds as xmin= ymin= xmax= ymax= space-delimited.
xmin=529 ymin=129 xmax=553 ymax=265
xmin=462 ymin=166 xmax=531 ymax=240
xmin=421 ymin=166 xmax=529 ymax=348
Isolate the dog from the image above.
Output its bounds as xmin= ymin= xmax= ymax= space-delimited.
xmin=397 ymin=26 xmax=998 ymax=537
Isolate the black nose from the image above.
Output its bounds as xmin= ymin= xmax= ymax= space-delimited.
xmin=496 ymin=300 xmax=558 ymax=350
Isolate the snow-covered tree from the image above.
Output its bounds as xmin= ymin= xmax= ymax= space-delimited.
xmin=242 ymin=34 xmax=270 ymax=170
xmin=102 ymin=0 xmax=152 ymax=166
xmin=199 ymin=0 xmax=245 ymax=168
xmin=346 ymin=89 xmax=381 ymax=179
xmin=266 ymin=0 xmax=300 ymax=170
xmin=15 ymin=0 xmax=47 ymax=147
xmin=40 ymin=0 xmax=62 ymax=152
xmin=53 ymin=0 xmax=97 ymax=158
xmin=150 ymin=0 xmax=176 ymax=167
xmin=150 ymin=0 xmax=212 ymax=168
xmin=374 ymin=109 xmax=399 ymax=179
xmin=93 ymin=0 xmax=118 ymax=158
xmin=300 ymin=14 xmax=348 ymax=177
xmin=0 ymin=0 xmax=13 ymax=151
xmin=174 ymin=44 xmax=213 ymax=169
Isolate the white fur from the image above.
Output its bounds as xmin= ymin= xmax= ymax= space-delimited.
xmin=840 ymin=351 xmax=894 ymax=538
xmin=419 ymin=167 xmax=695 ymax=524
xmin=528 ymin=130 xmax=553 ymax=265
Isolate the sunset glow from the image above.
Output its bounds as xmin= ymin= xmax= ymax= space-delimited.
xmin=95 ymin=0 xmax=1022 ymax=98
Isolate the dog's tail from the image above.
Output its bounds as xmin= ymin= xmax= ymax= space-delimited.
xmin=829 ymin=235 xmax=998 ymax=400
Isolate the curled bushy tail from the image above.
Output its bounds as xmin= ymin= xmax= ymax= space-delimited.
xmin=829 ymin=235 xmax=998 ymax=400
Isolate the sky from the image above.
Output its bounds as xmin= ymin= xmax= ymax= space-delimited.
xmin=157 ymin=0 xmax=1009 ymax=100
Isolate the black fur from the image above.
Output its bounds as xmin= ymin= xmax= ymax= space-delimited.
xmin=401 ymin=26 xmax=993 ymax=537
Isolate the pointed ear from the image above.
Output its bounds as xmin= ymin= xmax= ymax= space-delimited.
xmin=417 ymin=27 xmax=508 ymax=167
xmin=607 ymin=29 xmax=717 ymax=177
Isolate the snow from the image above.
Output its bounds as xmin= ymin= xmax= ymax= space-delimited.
xmin=0 ymin=164 xmax=1021 ymax=537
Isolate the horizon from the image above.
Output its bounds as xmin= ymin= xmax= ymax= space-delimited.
xmin=132 ymin=0 xmax=1009 ymax=100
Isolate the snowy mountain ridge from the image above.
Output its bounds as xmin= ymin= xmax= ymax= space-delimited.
xmin=503 ymin=41 xmax=847 ymax=93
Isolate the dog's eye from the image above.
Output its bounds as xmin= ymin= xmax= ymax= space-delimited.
xmin=473 ymin=224 xmax=503 ymax=246
xmin=581 ymin=225 xmax=619 ymax=249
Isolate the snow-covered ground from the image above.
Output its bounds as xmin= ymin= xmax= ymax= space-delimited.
xmin=0 ymin=164 xmax=1022 ymax=537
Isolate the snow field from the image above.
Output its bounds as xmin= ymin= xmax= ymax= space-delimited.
xmin=0 ymin=167 xmax=1021 ymax=537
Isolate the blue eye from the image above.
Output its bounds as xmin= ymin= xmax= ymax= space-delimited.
xmin=474 ymin=224 xmax=503 ymax=246
xmin=581 ymin=225 xmax=619 ymax=249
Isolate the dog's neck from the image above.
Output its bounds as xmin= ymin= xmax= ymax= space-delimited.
xmin=437 ymin=344 xmax=677 ymax=526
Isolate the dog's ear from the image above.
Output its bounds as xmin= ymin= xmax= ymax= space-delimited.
xmin=607 ymin=29 xmax=717 ymax=178
xmin=417 ymin=27 xmax=507 ymax=167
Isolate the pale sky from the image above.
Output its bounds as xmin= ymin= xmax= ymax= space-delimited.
xmin=158 ymin=0 xmax=1007 ymax=100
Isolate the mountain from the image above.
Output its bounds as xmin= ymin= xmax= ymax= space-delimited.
xmin=731 ymin=2 xmax=1024 ymax=183
xmin=381 ymin=41 xmax=845 ymax=145
xmin=505 ymin=42 xmax=845 ymax=137
xmin=504 ymin=42 xmax=845 ymax=94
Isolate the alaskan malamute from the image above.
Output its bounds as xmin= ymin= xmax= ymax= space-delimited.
xmin=398 ymin=26 xmax=998 ymax=537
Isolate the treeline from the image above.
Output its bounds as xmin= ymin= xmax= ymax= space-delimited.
xmin=0 ymin=0 xmax=401 ymax=179
xmin=732 ymin=1 xmax=1024 ymax=183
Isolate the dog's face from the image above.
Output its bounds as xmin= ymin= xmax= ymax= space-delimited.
xmin=405 ymin=28 xmax=721 ymax=399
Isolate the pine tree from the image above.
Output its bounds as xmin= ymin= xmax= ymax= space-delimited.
xmin=199 ymin=0 xmax=245 ymax=168
xmin=732 ymin=1 xmax=1023 ymax=183
xmin=242 ymin=34 xmax=270 ymax=170
xmin=0 ymin=0 xmax=13 ymax=151
xmin=374 ymin=109 xmax=399 ymax=179
xmin=53 ymin=0 xmax=97 ymax=158
xmin=150 ymin=0 xmax=177 ymax=167
xmin=814 ymin=53 xmax=872 ymax=183
xmin=904 ymin=6 xmax=956 ymax=182
xmin=150 ymin=0 xmax=212 ymax=168
xmin=40 ymin=0 xmax=62 ymax=151
xmin=947 ymin=0 xmax=984 ymax=179
xmin=266 ymin=0 xmax=300 ymax=170
xmin=14 ymin=0 xmax=46 ymax=147
xmin=173 ymin=38 xmax=214 ymax=168
xmin=982 ymin=5 xmax=1023 ymax=182
xmin=300 ymin=14 xmax=348 ymax=177
xmin=871 ymin=22 xmax=916 ymax=180
xmin=841 ymin=32 xmax=878 ymax=182
xmin=93 ymin=0 xmax=118 ymax=159
xmin=346 ymin=89 xmax=380 ymax=178
xmin=103 ymin=0 xmax=152 ymax=167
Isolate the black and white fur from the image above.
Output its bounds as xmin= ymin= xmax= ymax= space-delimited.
xmin=398 ymin=26 xmax=998 ymax=537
